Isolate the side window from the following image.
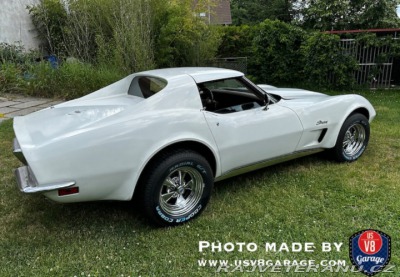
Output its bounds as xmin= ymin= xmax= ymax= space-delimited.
xmin=202 ymin=78 xmax=250 ymax=93
xmin=198 ymin=77 xmax=263 ymax=113
xmin=128 ymin=76 xmax=167 ymax=98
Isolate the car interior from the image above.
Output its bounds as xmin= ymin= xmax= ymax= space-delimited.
xmin=198 ymin=77 xmax=267 ymax=114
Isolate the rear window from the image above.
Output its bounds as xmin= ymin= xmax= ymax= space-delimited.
xmin=128 ymin=76 xmax=167 ymax=98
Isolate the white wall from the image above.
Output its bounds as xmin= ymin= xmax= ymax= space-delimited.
xmin=0 ymin=0 xmax=41 ymax=50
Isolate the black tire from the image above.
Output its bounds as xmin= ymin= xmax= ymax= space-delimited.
xmin=141 ymin=149 xmax=213 ymax=227
xmin=330 ymin=113 xmax=370 ymax=162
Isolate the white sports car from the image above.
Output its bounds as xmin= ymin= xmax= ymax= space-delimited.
xmin=13 ymin=67 xmax=376 ymax=226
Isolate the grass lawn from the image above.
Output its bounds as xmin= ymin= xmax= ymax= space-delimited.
xmin=0 ymin=90 xmax=399 ymax=276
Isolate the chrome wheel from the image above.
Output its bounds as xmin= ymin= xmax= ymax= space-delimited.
xmin=343 ymin=123 xmax=366 ymax=157
xmin=331 ymin=113 xmax=370 ymax=162
xmin=159 ymin=167 xmax=204 ymax=217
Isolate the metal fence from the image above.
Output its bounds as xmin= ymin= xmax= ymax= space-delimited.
xmin=340 ymin=39 xmax=394 ymax=88
xmin=209 ymin=57 xmax=248 ymax=74
xmin=213 ymin=41 xmax=397 ymax=88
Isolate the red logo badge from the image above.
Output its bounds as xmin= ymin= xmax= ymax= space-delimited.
xmin=358 ymin=230 xmax=383 ymax=255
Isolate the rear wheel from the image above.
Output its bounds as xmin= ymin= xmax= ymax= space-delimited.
xmin=141 ymin=149 xmax=213 ymax=226
xmin=331 ymin=113 xmax=370 ymax=162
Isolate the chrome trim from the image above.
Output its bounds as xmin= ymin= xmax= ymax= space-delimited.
xmin=342 ymin=123 xmax=366 ymax=157
xmin=159 ymin=166 xmax=204 ymax=217
xmin=13 ymin=138 xmax=27 ymax=165
xmin=15 ymin=166 xmax=75 ymax=193
xmin=215 ymin=149 xmax=324 ymax=182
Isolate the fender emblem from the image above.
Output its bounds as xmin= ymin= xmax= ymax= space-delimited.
xmin=316 ymin=120 xmax=328 ymax=125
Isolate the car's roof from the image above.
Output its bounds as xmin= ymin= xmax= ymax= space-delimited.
xmin=137 ymin=67 xmax=244 ymax=83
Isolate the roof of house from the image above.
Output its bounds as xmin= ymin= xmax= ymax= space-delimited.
xmin=210 ymin=0 xmax=232 ymax=25
xmin=193 ymin=0 xmax=232 ymax=25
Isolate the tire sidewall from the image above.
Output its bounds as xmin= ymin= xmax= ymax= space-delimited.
xmin=337 ymin=114 xmax=370 ymax=162
xmin=145 ymin=152 xmax=213 ymax=226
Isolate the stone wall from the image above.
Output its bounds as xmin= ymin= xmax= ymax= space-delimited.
xmin=0 ymin=0 xmax=40 ymax=50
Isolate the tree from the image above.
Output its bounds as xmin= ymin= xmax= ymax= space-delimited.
xmin=350 ymin=0 xmax=400 ymax=29
xmin=28 ymin=0 xmax=221 ymax=71
xmin=299 ymin=0 xmax=400 ymax=31
xmin=231 ymin=0 xmax=295 ymax=25
xmin=154 ymin=0 xmax=221 ymax=67
xmin=301 ymin=32 xmax=358 ymax=88
xmin=252 ymin=19 xmax=306 ymax=84
xmin=28 ymin=0 xmax=68 ymax=55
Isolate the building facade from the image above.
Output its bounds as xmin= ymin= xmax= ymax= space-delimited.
xmin=0 ymin=0 xmax=40 ymax=50
xmin=194 ymin=0 xmax=232 ymax=25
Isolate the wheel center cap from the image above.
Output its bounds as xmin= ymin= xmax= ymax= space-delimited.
xmin=177 ymin=186 xmax=185 ymax=195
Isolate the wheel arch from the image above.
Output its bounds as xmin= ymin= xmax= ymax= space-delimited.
xmin=322 ymin=106 xmax=372 ymax=149
xmin=348 ymin=107 xmax=370 ymax=120
xmin=329 ymin=110 xmax=371 ymax=162
xmin=133 ymin=140 xmax=218 ymax=198
xmin=322 ymin=106 xmax=374 ymax=149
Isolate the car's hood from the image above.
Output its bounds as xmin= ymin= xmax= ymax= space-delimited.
xmin=258 ymin=85 xmax=328 ymax=100
xmin=14 ymin=95 xmax=142 ymax=148
xmin=257 ymin=85 xmax=335 ymax=111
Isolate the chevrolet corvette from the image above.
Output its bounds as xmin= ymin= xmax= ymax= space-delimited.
xmin=13 ymin=67 xmax=376 ymax=226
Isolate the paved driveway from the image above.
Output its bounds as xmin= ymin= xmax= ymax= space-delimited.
xmin=0 ymin=94 xmax=64 ymax=124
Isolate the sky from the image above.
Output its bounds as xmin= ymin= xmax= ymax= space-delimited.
xmin=397 ymin=5 xmax=400 ymax=18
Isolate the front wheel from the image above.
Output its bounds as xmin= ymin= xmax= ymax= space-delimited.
xmin=331 ymin=113 xmax=370 ymax=162
xmin=141 ymin=149 xmax=213 ymax=227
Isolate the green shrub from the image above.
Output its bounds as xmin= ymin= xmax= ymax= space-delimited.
xmin=217 ymin=21 xmax=307 ymax=85
xmin=28 ymin=0 xmax=221 ymax=72
xmin=54 ymin=62 xmax=124 ymax=99
xmin=0 ymin=43 xmax=26 ymax=64
xmin=302 ymin=33 xmax=358 ymax=89
xmin=0 ymin=62 xmax=25 ymax=93
xmin=217 ymin=22 xmax=376 ymax=89
xmin=27 ymin=0 xmax=68 ymax=56
xmin=252 ymin=19 xmax=306 ymax=85
xmin=0 ymin=60 xmax=124 ymax=99
xmin=154 ymin=0 xmax=221 ymax=67
xmin=217 ymin=25 xmax=255 ymax=58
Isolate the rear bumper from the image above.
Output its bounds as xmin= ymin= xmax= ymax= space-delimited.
xmin=13 ymin=137 xmax=75 ymax=193
xmin=13 ymin=138 xmax=27 ymax=165
xmin=15 ymin=166 xmax=75 ymax=193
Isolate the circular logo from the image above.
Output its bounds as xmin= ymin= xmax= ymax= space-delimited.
xmin=358 ymin=230 xmax=383 ymax=255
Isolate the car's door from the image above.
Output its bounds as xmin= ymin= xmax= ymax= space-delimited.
xmin=203 ymin=104 xmax=303 ymax=175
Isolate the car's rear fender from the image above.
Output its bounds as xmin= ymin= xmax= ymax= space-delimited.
xmin=38 ymin=109 xmax=220 ymax=203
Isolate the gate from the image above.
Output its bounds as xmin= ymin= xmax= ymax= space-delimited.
xmin=340 ymin=39 xmax=394 ymax=88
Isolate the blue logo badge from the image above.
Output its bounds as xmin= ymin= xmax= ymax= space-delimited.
xmin=349 ymin=230 xmax=391 ymax=276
